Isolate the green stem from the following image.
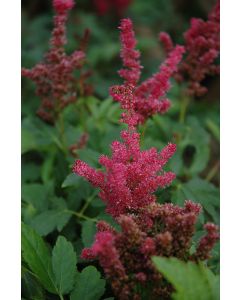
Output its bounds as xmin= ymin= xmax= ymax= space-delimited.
xmin=64 ymin=192 xmax=98 ymax=222
xmin=58 ymin=112 xmax=68 ymax=154
xmin=179 ymin=95 xmax=191 ymax=124
xmin=59 ymin=294 xmax=64 ymax=300
xmin=206 ymin=161 xmax=220 ymax=182
xmin=79 ymin=214 xmax=98 ymax=222
xmin=64 ymin=209 xmax=98 ymax=222
xmin=79 ymin=192 xmax=96 ymax=216
xmin=206 ymin=119 xmax=220 ymax=142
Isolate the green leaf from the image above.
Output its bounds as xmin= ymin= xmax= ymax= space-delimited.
xmin=81 ymin=220 xmax=96 ymax=247
xmin=52 ymin=236 xmax=77 ymax=295
xmin=62 ymin=175 xmax=94 ymax=199
xmin=62 ymin=173 xmax=82 ymax=188
xmin=22 ymin=127 xmax=37 ymax=154
xmin=168 ymin=117 xmax=210 ymax=176
xmin=30 ymin=209 xmax=71 ymax=236
xmin=70 ymin=266 xmax=106 ymax=300
xmin=21 ymin=117 xmax=56 ymax=154
xmin=75 ymin=148 xmax=100 ymax=167
xmin=100 ymin=127 xmax=122 ymax=153
xmin=21 ymin=223 xmax=57 ymax=293
xmin=152 ymin=257 xmax=219 ymax=300
xmin=29 ymin=197 xmax=70 ymax=229
xmin=22 ymin=163 xmax=41 ymax=183
xmin=51 ymin=197 xmax=71 ymax=231
xmin=171 ymin=178 xmax=219 ymax=223
xmin=21 ymin=268 xmax=45 ymax=300
xmin=41 ymin=150 xmax=56 ymax=184
xmin=184 ymin=117 xmax=210 ymax=175
xmin=22 ymin=183 xmax=49 ymax=212
xmin=30 ymin=211 xmax=59 ymax=236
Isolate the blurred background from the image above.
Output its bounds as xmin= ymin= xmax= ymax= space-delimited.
xmin=22 ymin=0 xmax=218 ymax=100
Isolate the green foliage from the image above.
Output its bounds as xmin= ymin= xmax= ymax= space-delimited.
xmin=152 ymin=257 xmax=220 ymax=300
xmin=22 ymin=224 xmax=79 ymax=298
xmin=70 ymin=266 xmax=106 ymax=300
xmin=21 ymin=223 xmax=57 ymax=293
xmin=22 ymin=183 xmax=50 ymax=212
xmin=52 ymin=236 xmax=77 ymax=295
xmin=22 ymin=117 xmax=58 ymax=154
xmin=178 ymin=117 xmax=210 ymax=175
xmin=81 ymin=220 xmax=97 ymax=247
xmin=21 ymin=267 xmax=45 ymax=300
xmin=172 ymin=177 xmax=219 ymax=223
xmin=62 ymin=173 xmax=82 ymax=188
xmin=30 ymin=198 xmax=71 ymax=236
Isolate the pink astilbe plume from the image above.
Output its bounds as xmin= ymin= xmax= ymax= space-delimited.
xmin=71 ymin=16 xmax=219 ymax=300
xmin=118 ymin=18 xmax=142 ymax=85
xmin=160 ymin=0 xmax=220 ymax=97
xmin=73 ymin=130 xmax=176 ymax=217
xmin=81 ymin=201 xmax=219 ymax=300
xmin=110 ymin=18 xmax=185 ymax=126
xmin=22 ymin=0 xmax=89 ymax=123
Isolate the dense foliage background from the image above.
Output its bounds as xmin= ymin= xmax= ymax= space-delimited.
xmin=21 ymin=0 xmax=220 ymax=299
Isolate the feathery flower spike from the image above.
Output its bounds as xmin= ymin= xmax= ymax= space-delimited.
xmin=160 ymin=0 xmax=220 ymax=97
xmin=110 ymin=18 xmax=185 ymax=126
xmin=22 ymin=0 xmax=88 ymax=123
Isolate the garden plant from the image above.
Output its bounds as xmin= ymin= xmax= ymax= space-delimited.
xmin=21 ymin=0 xmax=220 ymax=299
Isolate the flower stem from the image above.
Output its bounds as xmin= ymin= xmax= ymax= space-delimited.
xmin=179 ymin=95 xmax=191 ymax=124
xmin=206 ymin=161 xmax=220 ymax=182
xmin=58 ymin=112 xmax=68 ymax=154
xmin=59 ymin=294 xmax=64 ymax=300
xmin=79 ymin=192 xmax=97 ymax=215
xmin=64 ymin=209 xmax=98 ymax=222
xmin=64 ymin=192 xmax=98 ymax=222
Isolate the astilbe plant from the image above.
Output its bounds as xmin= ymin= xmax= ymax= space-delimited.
xmin=73 ymin=19 xmax=180 ymax=217
xmin=110 ymin=18 xmax=185 ymax=125
xmin=160 ymin=0 xmax=220 ymax=97
xmin=22 ymin=0 xmax=90 ymax=123
xmin=81 ymin=202 xmax=219 ymax=299
xmin=72 ymin=17 xmax=219 ymax=300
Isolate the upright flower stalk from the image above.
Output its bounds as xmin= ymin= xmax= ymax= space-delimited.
xmin=72 ymin=17 xmax=219 ymax=300
xmin=22 ymin=0 xmax=88 ymax=124
xmin=110 ymin=18 xmax=185 ymax=126
xmin=160 ymin=0 xmax=220 ymax=98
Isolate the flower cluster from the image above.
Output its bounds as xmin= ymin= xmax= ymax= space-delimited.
xmin=82 ymin=201 xmax=219 ymax=300
xmin=73 ymin=130 xmax=176 ymax=217
xmin=22 ymin=0 xmax=89 ymax=123
xmin=73 ymin=17 xmax=219 ymax=300
xmin=94 ymin=0 xmax=132 ymax=16
xmin=160 ymin=1 xmax=220 ymax=97
xmin=110 ymin=18 xmax=185 ymax=126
